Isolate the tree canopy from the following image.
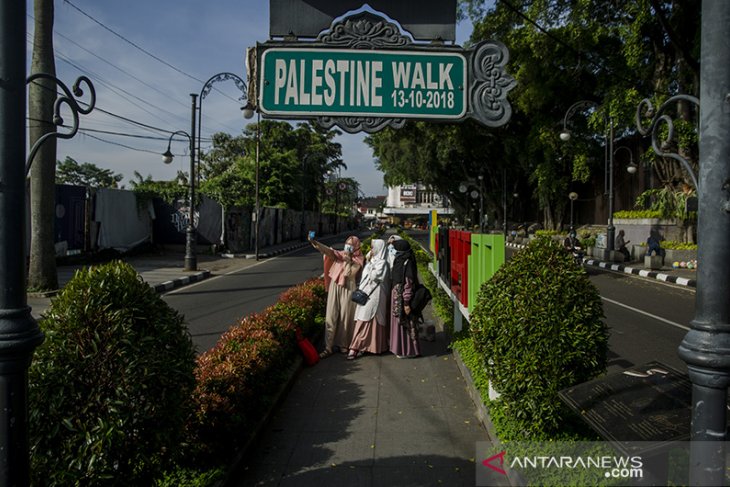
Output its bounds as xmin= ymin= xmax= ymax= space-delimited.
xmin=56 ymin=156 xmax=124 ymax=188
xmin=366 ymin=0 xmax=700 ymax=229
xmin=198 ymin=121 xmax=345 ymax=210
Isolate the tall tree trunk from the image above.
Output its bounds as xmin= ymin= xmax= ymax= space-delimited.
xmin=28 ymin=0 xmax=58 ymax=290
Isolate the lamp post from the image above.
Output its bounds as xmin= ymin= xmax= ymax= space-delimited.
xmin=459 ymin=178 xmax=483 ymax=232
xmin=193 ymin=73 xmax=251 ymax=258
xmin=161 ymin=127 xmax=196 ymax=271
xmin=614 ymin=145 xmax=637 ymax=203
xmin=560 ymin=100 xmax=616 ymax=254
xmin=634 ymin=4 xmax=730 ymax=483
xmin=568 ymin=192 xmax=579 ymax=232
xmin=2 ymin=4 xmax=99 ymax=481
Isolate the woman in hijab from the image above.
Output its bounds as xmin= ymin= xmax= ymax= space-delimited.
xmin=388 ymin=239 xmax=421 ymax=358
xmin=310 ymin=235 xmax=364 ymax=358
xmin=348 ymin=239 xmax=390 ymax=359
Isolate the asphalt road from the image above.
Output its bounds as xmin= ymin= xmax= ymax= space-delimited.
xmin=163 ymin=244 xmax=327 ymax=352
xmin=407 ymin=230 xmax=696 ymax=374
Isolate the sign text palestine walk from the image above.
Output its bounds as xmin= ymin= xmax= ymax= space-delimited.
xmin=259 ymin=48 xmax=467 ymax=118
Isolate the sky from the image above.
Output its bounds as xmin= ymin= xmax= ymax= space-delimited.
xmin=26 ymin=0 xmax=473 ymax=197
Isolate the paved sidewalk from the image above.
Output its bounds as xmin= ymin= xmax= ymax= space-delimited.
xmin=228 ymin=305 xmax=506 ymax=487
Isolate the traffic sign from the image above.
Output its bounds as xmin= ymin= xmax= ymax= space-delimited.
xmin=259 ymin=48 xmax=466 ymax=119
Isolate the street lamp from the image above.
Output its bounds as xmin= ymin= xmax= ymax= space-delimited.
xmin=613 ymin=145 xmax=637 ymax=174
xmin=161 ymin=129 xmax=197 ymax=271
xmin=459 ymin=177 xmax=485 ymax=232
xmin=560 ymin=100 xmax=616 ymax=255
xmin=568 ymin=191 xmax=579 ymax=232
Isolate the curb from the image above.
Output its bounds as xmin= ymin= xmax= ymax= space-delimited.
xmin=151 ymin=270 xmax=211 ymax=293
xmin=506 ymin=242 xmax=696 ymax=289
xmin=452 ymin=347 xmax=520 ymax=487
xmin=583 ymin=258 xmax=696 ymax=288
xmin=221 ymin=242 xmax=311 ymax=260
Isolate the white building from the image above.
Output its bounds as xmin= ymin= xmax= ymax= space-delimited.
xmin=383 ymin=184 xmax=454 ymax=217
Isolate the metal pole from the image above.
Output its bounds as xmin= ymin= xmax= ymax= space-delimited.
xmin=479 ymin=190 xmax=484 ymax=233
xmin=678 ymin=2 xmax=730 ymax=485
xmin=300 ymin=155 xmax=306 ymax=241
xmin=502 ymin=169 xmax=507 ymax=237
xmin=184 ymin=94 xmax=198 ymax=271
xmin=0 ymin=3 xmax=45 ymax=484
xmin=570 ymin=199 xmax=575 ymax=231
xmin=606 ymin=117 xmax=615 ymax=253
xmin=254 ymin=111 xmax=260 ymax=261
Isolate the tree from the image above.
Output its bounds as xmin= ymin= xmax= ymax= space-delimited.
xmin=198 ymin=121 xmax=344 ymax=210
xmin=28 ymin=0 xmax=58 ymax=290
xmin=56 ymin=157 xmax=123 ymax=188
xmin=367 ymin=1 xmax=700 ymax=230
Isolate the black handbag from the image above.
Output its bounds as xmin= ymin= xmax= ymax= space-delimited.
xmin=351 ymin=283 xmax=379 ymax=305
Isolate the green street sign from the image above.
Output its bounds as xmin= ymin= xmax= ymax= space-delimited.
xmin=259 ymin=48 xmax=467 ymax=119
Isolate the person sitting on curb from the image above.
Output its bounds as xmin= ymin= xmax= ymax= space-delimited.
xmin=647 ymin=232 xmax=665 ymax=258
xmin=615 ymin=229 xmax=631 ymax=261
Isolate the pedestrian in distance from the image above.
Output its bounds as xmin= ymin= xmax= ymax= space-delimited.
xmin=388 ymin=239 xmax=421 ymax=359
xmin=563 ymin=230 xmax=584 ymax=264
xmin=615 ymin=229 xmax=631 ymax=262
xmin=348 ymin=238 xmax=390 ymax=360
xmin=310 ymin=234 xmax=364 ymax=358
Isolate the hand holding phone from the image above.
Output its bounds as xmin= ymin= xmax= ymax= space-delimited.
xmin=308 ymin=231 xmax=316 ymax=240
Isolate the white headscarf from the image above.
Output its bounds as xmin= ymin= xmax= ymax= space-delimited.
xmin=354 ymin=239 xmax=389 ymax=323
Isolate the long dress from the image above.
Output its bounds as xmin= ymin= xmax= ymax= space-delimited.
xmin=350 ymin=261 xmax=389 ymax=354
xmin=325 ymin=276 xmax=357 ymax=351
xmin=324 ymin=249 xmax=359 ymax=351
xmin=389 ymin=276 xmax=421 ymax=357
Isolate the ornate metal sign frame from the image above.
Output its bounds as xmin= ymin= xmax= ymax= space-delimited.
xmin=254 ymin=10 xmax=515 ymax=133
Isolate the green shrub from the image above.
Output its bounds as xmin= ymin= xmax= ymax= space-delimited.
xmin=613 ymin=209 xmax=663 ymax=219
xmin=469 ymin=236 xmax=608 ymax=437
xmin=662 ymin=240 xmax=698 ymax=250
xmin=29 ymin=261 xmax=197 ymax=486
xmin=534 ymin=229 xmax=559 ymax=237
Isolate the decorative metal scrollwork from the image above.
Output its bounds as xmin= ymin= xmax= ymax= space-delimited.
xmin=318 ymin=116 xmax=406 ymax=134
xmin=468 ymin=41 xmax=516 ymax=128
xmin=318 ymin=11 xmax=412 ymax=49
xmin=26 ymin=74 xmax=96 ymax=175
xmin=312 ymin=11 xmax=413 ymax=133
xmin=200 ymin=72 xmax=247 ymax=102
xmin=635 ymin=94 xmax=700 ymax=189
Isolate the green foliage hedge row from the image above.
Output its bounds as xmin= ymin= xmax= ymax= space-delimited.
xmin=613 ymin=209 xmax=663 ymax=219
xmin=29 ymin=261 xmax=327 ymax=486
xmin=188 ymin=279 xmax=326 ymax=464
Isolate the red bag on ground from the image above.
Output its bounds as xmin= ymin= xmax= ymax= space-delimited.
xmin=296 ymin=327 xmax=319 ymax=366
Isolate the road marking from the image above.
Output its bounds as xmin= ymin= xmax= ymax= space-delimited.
xmin=601 ymin=296 xmax=690 ymax=331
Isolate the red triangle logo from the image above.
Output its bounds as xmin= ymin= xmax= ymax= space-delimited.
xmin=482 ymin=450 xmax=507 ymax=475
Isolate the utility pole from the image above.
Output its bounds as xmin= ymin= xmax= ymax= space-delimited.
xmin=28 ymin=0 xmax=58 ymax=290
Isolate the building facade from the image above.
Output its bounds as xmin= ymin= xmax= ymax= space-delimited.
xmin=383 ymin=184 xmax=454 ymax=218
